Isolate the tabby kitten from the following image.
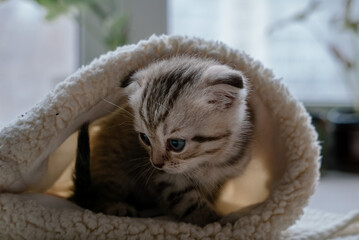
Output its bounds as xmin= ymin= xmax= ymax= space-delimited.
xmin=71 ymin=56 xmax=253 ymax=226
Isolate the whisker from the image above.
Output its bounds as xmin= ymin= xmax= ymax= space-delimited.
xmin=131 ymin=157 xmax=151 ymax=167
xmin=132 ymin=165 xmax=154 ymax=183
xmin=102 ymin=98 xmax=135 ymax=119
xmin=102 ymin=98 xmax=123 ymax=109
xmin=127 ymin=156 xmax=149 ymax=162
xmin=131 ymin=167 xmax=148 ymax=183
xmin=130 ymin=162 xmax=152 ymax=171
xmin=145 ymin=168 xmax=156 ymax=187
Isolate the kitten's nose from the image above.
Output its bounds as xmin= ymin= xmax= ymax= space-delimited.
xmin=151 ymin=153 xmax=167 ymax=169
xmin=153 ymin=162 xmax=164 ymax=168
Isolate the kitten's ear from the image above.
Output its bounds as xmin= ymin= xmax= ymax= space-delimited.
xmin=205 ymin=65 xmax=245 ymax=89
xmin=120 ymin=71 xmax=136 ymax=88
xmin=120 ymin=71 xmax=144 ymax=96
xmin=202 ymin=65 xmax=247 ymax=110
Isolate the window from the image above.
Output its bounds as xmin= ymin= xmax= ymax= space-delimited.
xmin=0 ymin=0 xmax=77 ymax=128
xmin=168 ymin=0 xmax=357 ymax=106
xmin=0 ymin=0 xmax=167 ymax=128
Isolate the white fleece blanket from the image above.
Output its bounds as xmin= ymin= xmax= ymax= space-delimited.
xmin=0 ymin=35 xmax=358 ymax=239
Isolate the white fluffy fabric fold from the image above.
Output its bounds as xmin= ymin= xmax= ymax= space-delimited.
xmin=0 ymin=35 xmax=357 ymax=239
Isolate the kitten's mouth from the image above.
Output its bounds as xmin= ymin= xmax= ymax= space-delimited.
xmin=150 ymin=159 xmax=190 ymax=174
xmin=150 ymin=162 xmax=182 ymax=174
xmin=162 ymin=168 xmax=182 ymax=174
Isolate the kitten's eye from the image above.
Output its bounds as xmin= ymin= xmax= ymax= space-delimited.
xmin=139 ymin=133 xmax=151 ymax=146
xmin=167 ymin=139 xmax=186 ymax=152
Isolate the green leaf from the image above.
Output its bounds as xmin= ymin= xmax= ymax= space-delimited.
xmin=104 ymin=15 xmax=128 ymax=50
xmin=35 ymin=0 xmax=85 ymax=20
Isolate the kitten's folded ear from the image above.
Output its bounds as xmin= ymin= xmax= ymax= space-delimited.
xmin=204 ymin=65 xmax=245 ymax=89
xmin=201 ymin=65 xmax=247 ymax=110
xmin=120 ymin=71 xmax=136 ymax=88
xmin=120 ymin=71 xmax=143 ymax=96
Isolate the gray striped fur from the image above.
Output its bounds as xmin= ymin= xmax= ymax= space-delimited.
xmin=72 ymin=56 xmax=254 ymax=227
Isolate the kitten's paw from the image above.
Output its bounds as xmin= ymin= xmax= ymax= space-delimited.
xmin=102 ymin=202 xmax=139 ymax=217
xmin=183 ymin=208 xmax=221 ymax=227
xmin=219 ymin=212 xmax=239 ymax=226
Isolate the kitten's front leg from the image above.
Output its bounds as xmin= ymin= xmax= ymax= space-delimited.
xmin=167 ymin=188 xmax=221 ymax=227
xmin=181 ymin=199 xmax=221 ymax=227
xmin=95 ymin=201 xmax=139 ymax=217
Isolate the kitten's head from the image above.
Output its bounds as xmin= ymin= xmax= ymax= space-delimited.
xmin=123 ymin=56 xmax=249 ymax=174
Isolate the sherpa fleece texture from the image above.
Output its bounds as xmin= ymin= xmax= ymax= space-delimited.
xmin=0 ymin=35 xmax=358 ymax=239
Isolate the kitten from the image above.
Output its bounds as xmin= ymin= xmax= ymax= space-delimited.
xmin=71 ymin=56 xmax=254 ymax=226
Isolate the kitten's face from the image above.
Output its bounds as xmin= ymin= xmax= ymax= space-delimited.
xmin=125 ymin=57 xmax=248 ymax=174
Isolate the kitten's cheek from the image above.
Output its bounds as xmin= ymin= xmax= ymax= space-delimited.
xmin=164 ymin=168 xmax=182 ymax=174
xmin=162 ymin=162 xmax=182 ymax=174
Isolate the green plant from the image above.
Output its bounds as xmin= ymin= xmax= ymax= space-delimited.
xmin=35 ymin=0 xmax=128 ymax=50
xmin=270 ymin=0 xmax=359 ymax=111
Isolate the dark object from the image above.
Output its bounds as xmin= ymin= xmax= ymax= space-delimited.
xmin=327 ymin=108 xmax=359 ymax=173
xmin=70 ymin=122 xmax=92 ymax=208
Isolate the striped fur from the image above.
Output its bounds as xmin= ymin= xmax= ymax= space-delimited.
xmin=72 ymin=56 xmax=254 ymax=227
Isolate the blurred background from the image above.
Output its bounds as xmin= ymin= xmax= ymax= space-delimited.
xmin=0 ymin=0 xmax=358 ymax=213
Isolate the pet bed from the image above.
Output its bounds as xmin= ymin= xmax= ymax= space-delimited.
xmin=1 ymin=35 xmax=358 ymax=239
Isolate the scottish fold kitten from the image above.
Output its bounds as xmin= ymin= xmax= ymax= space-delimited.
xmin=71 ymin=56 xmax=253 ymax=226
